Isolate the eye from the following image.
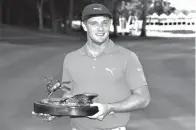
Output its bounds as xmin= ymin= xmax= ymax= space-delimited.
xmin=89 ymin=22 xmax=97 ymax=25
xmin=102 ymin=21 xmax=109 ymax=25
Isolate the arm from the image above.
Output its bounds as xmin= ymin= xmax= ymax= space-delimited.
xmin=88 ymin=86 xmax=150 ymax=121
xmin=88 ymin=52 xmax=150 ymax=120
xmin=108 ymin=52 xmax=150 ymax=113
xmin=108 ymin=85 xmax=150 ymax=113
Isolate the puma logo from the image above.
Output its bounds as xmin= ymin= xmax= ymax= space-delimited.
xmin=106 ymin=68 xmax=115 ymax=75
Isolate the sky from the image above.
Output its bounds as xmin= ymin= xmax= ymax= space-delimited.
xmin=167 ymin=0 xmax=196 ymax=10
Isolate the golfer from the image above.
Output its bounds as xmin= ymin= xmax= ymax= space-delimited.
xmin=62 ymin=3 xmax=150 ymax=130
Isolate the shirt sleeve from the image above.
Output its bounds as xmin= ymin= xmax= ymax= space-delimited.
xmin=125 ymin=52 xmax=147 ymax=91
xmin=62 ymin=54 xmax=74 ymax=92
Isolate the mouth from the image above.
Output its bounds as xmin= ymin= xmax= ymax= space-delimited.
xmin=96 ymin=33 xmax=105 ymax=36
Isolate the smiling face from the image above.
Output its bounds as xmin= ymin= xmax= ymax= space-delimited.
xmin=82 ymin=16 xmax=112 ymax=45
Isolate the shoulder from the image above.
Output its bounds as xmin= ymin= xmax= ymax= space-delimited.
xmin=63 ymin=48 xmax=82 ymax=61
xmin=62 ymin=51 xmax=79 ymax=67
xmin=115 ymin=44 xmax=138 ymax=59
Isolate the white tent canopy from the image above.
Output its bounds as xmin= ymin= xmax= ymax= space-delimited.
xmin=150 ymin=13 xmax=159 ymax=18
xmin=177 ymin=12 xmax=187 ymax=18
xmin=168 ymin=13 xmax=177 ymax=19
xmin=159 ymin=13 xmax=168 ymax=19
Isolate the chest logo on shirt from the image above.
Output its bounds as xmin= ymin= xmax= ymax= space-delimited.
xmin=106 ymin=68 xmax=115 ymax=76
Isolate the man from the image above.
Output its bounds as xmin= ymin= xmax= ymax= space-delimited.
xmin=33 ymin=3 xmax=150 ymax=130
xmin=62 ymin=3 xmax=150 ymax=130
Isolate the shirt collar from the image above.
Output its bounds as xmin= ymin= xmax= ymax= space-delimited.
xmin=80 ymin=40 xmax=117 ymax=56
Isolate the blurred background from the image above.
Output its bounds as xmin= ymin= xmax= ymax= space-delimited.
xmin=0 ymin=0 xmax=195 ymax=37
xmin=0 ymin=0 xmax=195 ymax=130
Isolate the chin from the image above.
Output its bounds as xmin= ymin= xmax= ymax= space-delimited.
xmin=94 ymin=37 xmax=108 ymax=44
xmin=94 ymin=39 xmax=106 ymax=45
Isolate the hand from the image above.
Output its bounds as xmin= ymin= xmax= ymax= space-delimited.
xmin=87 ymin=103 xmax=110 ymax=121
xmin=32 ymin=111 xmax=56 ymax=122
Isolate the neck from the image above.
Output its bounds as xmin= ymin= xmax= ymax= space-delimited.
xmin=87 ymin=38 xmax=110 ymax=53
xmin=86 ymin=38 xmax=110 ymax=57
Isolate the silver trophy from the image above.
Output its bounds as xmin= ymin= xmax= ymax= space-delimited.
xmin=33 ymin=76 xmax=98 ymax=120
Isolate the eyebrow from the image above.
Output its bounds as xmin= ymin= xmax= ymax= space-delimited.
xmin=101 ymin=18 xmax=110 ymax=21
xmin=88 ymin=20 xmax=110 ymax=23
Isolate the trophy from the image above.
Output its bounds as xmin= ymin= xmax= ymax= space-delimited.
xmin=33 ymin=76 xmax=99 ymax=119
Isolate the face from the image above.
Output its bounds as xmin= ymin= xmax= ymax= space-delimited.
xmin=82 ymin=16 xmax=112 ymax=45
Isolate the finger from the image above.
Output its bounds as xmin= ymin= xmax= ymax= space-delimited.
xmin=38 ymin=113 xmax=44 ymax=116
xmin=41 ymin=115 xmax=55 ymax=121
xmin=90 ymin=114 xmax=103 ymax=121
xmin=43 ymin=118 xmax=52 ymax=122
xmin=32 ymin=112 xmax=54 ymax=121
xmin=43 ymin=113 xmax=50 ymax=116
xmin=33 ymin=112 xmax=48 ymax=118
xmin=32 ymin=111 xmax=43 ymax=116
xmin=87 ymin=115 xmax=96 ymax=119
xmin=45 ymin=116 xmax=55 ymax=122
xmin=88 ymin=112 xmax=102 ymax=118
xmin=97 ymin=116 xmax=104 ymax=121
xmin=32 ymin=111 xmax=37 ymax=115
xmin=43 ymin=114 xmax=53 ymax=118
xmin=88 ymin=114 xmax=98 ymax=118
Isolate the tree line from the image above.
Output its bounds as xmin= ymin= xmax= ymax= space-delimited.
xmin=0 ymin=0 xmax=176 ymax=37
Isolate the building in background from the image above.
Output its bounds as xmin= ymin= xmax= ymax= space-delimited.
xmin=146 ymin=12 xmax=196 ymax=31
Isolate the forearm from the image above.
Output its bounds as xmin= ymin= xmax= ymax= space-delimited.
xmin=109 ymin=91 xmax=150 ymax=113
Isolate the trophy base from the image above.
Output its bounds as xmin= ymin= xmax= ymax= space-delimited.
xmin=34 ymin=101 xmax=99 ymax=117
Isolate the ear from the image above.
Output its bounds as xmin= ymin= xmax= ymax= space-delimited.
xmin=109 ymin=20 xmax=113 ymax=30
xmin=82 ymin=22 xmax=87 ymax=32
xmin=110 ymin=19 xmax=113 ymax=25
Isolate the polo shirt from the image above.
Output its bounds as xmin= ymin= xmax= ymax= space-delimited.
xmin=62 ymin=40 xmax=147 ymax=130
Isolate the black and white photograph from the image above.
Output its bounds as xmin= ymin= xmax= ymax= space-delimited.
xmin=0 ymin=0 xmax=195 ymax=130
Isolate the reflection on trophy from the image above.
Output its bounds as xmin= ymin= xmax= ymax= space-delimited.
xmin=33 ymin=76 xmax=98 ymax=120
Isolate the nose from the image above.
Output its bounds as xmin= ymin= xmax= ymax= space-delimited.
xmin=97 ymin=24 xmax=104 ymax=31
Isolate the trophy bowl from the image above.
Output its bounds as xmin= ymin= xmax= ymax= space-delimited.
xmin=33 ymin=77 xmax=99 ymax=118
xmin=34 ymin=94 xmax=99 ymax=117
